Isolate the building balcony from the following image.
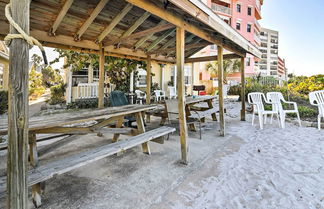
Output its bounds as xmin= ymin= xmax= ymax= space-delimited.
xmin=211 ymin=3 xmax=231 ymax=15
xmin=255 ymin=0 xmax=262 ymax=20
xmin=255 ymin=19 xmax=261 ymax=31
xmin=254 ymin=33 xmax=261 ymax=46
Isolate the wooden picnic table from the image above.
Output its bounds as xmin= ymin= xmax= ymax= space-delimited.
xmin=0 ymin=104 xmax=176 ymax=207
xmin=147 ymin=96 xmax=218 ymax=130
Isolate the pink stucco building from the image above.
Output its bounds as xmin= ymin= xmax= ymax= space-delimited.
xmin=194 ymin=0 xmax=263 ymax=83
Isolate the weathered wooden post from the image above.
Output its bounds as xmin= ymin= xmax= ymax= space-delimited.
xmin=98 ymin=42 xmax=105 ymax=108
xmin=7 ymin=0 xmax=30 ymax=208
xmin=176 ymin=27 xmax=188 ymax=164
xmin=240 ymin=57 xmax=246 ymax=121
xmin=217 ymin=46 xmax=225 ymax=136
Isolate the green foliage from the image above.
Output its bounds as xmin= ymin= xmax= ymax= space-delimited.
xmin=42 ymin=66 xmax=63 ymax=88
xmin=0 ymin=91 xmax=8 ymax=114
xmin=151 ymin=82 xmax=160 ymax=93
xmin=295 ymin=106 xmax=318 ymax=118
xmin=29 ymin=67 xmax=45 ymax=99
xmin=67 ymin=98 xmax=109 ymax=109
xmin=288 ymin=74 xmax=324 ymax=95
xmin=49 ymin=83 xmax=66 ymax=105
xmin=206 ymin=59 xmax=241 ymax=80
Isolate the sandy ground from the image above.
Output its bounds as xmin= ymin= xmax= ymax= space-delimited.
xmin=0 ymin=100 xmax=323 ymax=209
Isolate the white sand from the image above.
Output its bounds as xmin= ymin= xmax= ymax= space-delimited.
xmin=172 ymin=118 xmax=324 ymax=209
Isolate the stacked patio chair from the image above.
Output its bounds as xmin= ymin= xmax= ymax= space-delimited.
xmin=154 ymin=90 xmax=166 ymax=102
xmin=247 ymin=92 xmax=280 ymax=129
xmin=168 ymin=86 xmax=177 ymax=99
xmin=309 ymin=90 xmax=324 ymax=130
xmin=165 ymin=99 xmax=202 ymax=139
xmin=135 ymin=90 xmax=146 ymax=104
xmin=266 ymin=92 xmax=301 ymax=129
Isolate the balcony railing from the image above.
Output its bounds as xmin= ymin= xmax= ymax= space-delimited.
xmin=211 ymin=3 xmax=231 ymax=15
xmin=254 ymin=33 xmax=261 ymax=45
xmin=255 ymin=19 xmax=261 ymax=30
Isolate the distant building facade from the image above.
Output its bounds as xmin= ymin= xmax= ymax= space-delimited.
xmin=191 ymin=0 xmax=264 ymax=86
xmin=259 ymin=27 xmax=286 ymax=80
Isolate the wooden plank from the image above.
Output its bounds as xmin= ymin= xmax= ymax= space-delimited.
xmin=207 ymin=99 xmax=217 ymax=121
xmin=50 ymin=0 xmax=74 ymax=35
xmin=7 ymin=0 xmax=30 ymax=208
xmin=121 ymin=11 xmax=150 ymax=38
xmin=0 ymin=105 xmax=157 ymax=134
xmin=149 ymin=42 xmax=209 ymax=55
xmin=176 ymin=27 xmax=188 ymax=164
xmin=112 ymin=117 xmax=125 ymax=142
xmin=126 ymin=0 xmax=246 ymax=56
xmin=158 ymin=33 xmax=194 ymax=54
xmin=186 ymin=95 xmax=216 ymax=105
xmin=133 ymin=20 xmax=166 ymax=50
xmin=97 ymin=3 xmax=133 ymax=43
xmin=217 ymin=46 xmax=225 ymax=136
xmin=135 ymin=112 xmax=150 ymax=154
xmin=240 ymin=57 xmax=246 ymax=121
xmin=146 ymin=29 xmax=175 ymax=52
xmin=185 ymin=54 xmax=241 ymax=63
xmin=75 ymin=0 xmax=110 ymax=40
xmin=106 ymin=23 xmax=174 ymax=46
xmin=98 ymin=42 xmax=105 ymax=108
xmin=0 ymin=126 xmax=176 ymax=197
xmin=146 ymin=55 xmax=151 ymax=105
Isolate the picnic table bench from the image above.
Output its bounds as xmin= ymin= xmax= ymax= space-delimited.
xmin=0 ymin=104 xmax=175 ymax=207
xmin=146 ymin=95 xmax=218 ymax=131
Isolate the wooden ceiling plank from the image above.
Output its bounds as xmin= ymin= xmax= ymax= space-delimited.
xmin=75 ymin=0 xmax=110 ymax=40
xmin=133 ymin=20 xmax=165 ymax=50
xmin=146 ymin=29 xmax=175 ymax=52
xmin=125 ymin=0 xmax=245 ymax=57
xmin=121 ymin=11 xmax=150 ymax=38
xmin=97 ymin=3 xmax=133 ymax=43
xmin=50 ymin=0 xmax=74 ymax=35
xmin=105 ymin=23 xmax=174 ymax=46
xmin=154 ymin=42 xmax=209 ymax=55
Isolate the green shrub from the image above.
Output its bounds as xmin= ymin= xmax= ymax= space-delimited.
xmin=68 ymin=98 xmax=109 ymax=109
xmin=49 ymin=83 xmax=66 ymax=105
xmin=0 ymin=91 xmax=8 ymax=114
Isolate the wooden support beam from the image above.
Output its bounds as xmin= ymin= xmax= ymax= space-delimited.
xmin=159 ymin=34 xmax=195 ymax=55
xmin=106 ymin=23 xmax=174 ymax=46
xmin=150 ymin=42 xmax=209 ymax=55
xmin=133 ymin=20 xmax=166 ymax=50
xmin=217 ymin=46 xmax=225 ymax=136
xmin=98 ymin=43 xmax=105 ymax=108
xmin=176 ymin=27 xmax=188 ymax=164
xmin=146 ymin=55 xmax=151 ymax=105
xmin=185 ymin=54 xmax=241 ymax=63
xmin=146 ymin=29 xmax=175 ymax=52
xmin=121 ymin=12 xmax=150 ymax=38
xmin=7 ymin=0 xmax=30 ymax=208
xmin=240 ymin=57 xmax=246 ymax=121
xmin=97 ymin=3 xmax=133 ymax=43
xmin=50 ymin=0 xmax=74 ymax=35
xmin=126 ymin=0 xmax=245 ymax=57
xmin=75 ymin=0 xmax=110 ymax=40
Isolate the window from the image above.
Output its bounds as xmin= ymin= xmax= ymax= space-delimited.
xmin=184 ymin=66 xmax=191 ymax=85
xmin=210 ymin=44 xmax=217 ymax=50
xmin=247 ymin=24 xmax=251 ymax=33
xmin=236 ymin=22 xmax=241 ymax=30
xmin=136 ymin=68 xmax=147 ymax=87
xmin=170 ymin=66 xmax=176 ymax=87
xmin=247 ymin=7 xmax=252 ymax=16
xmin=236 ymin=4 xmax=241 ymax=13
xmin=246 ymin=58 xmax=251 ymax=66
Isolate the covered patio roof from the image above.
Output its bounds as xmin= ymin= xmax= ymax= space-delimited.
xmin=0 ymin=0 xmax=260 ymax=63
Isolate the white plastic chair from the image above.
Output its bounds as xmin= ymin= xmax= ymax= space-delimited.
xmin=154 ymin=90 xmax=166 ymax=102
xmin=266 ymin=92 xmax=301 ymax=129
xmin=135 ymin=90 xmax=146 ymax=104
xmin=168 ymin=86 xmax=177 ymax=99
xmin=165 ymin=99 xmax=202 ymax=139
xmin=309 ymin=90 xmax=324 ymax=130
xmin=248 ymin=92 xmax=280 ymax=129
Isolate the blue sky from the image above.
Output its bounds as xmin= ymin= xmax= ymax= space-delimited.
xmin=259 ymin=0 xmax=324 ymax=76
